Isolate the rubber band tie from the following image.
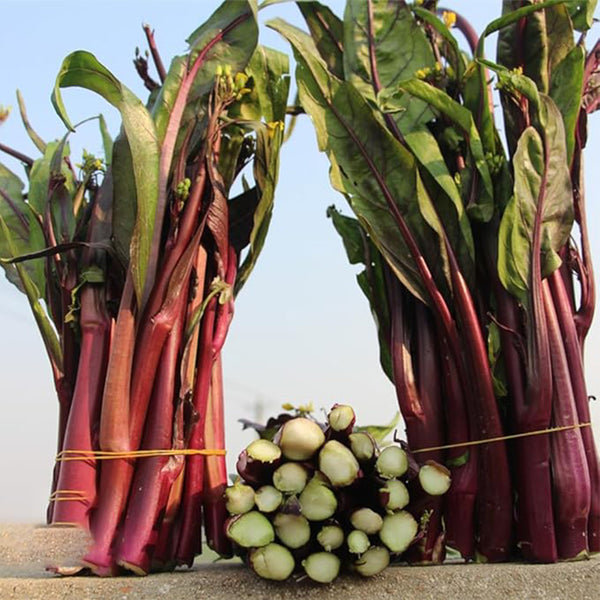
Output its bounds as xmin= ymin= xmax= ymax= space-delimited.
xmin=412 ymin=422 xmax=592 ymax=454
xmin=48 ymin=424 xmax=592 ymax=504
xmin=54 ymin=448 xmax=226 ymax=462
xmin=49 ymin=448 xmax=225 ymax=504
xmin=49 ymin=489 xmax=89 ymax=502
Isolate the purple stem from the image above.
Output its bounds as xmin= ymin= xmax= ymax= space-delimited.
xmin=115 ymin=282 xmax=188 ymax=574
xmin=174 ymin=293 xmax=218 ymax=565
xmin=493 ymin=279 xmax=557 ymax=562
xmin=543 ymin=280 xmax=591 ymax=560
xmin=50 ymin=286 xmax=110 ymax=529
xmin=549 ymin=270 xmax=600 ymax=552
xmin=439 ymin=334 xmax=477 ymax=561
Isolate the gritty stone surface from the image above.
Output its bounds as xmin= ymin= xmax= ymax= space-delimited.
xmin=1 ymin=524 xmax=599 ymax=600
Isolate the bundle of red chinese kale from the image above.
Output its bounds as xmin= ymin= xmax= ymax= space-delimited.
xmin=272 ymin=0 xmax=599 ymax=563
xmin=227 ymin=405 xmax=451 ymax=582
xmin=0 ymin=0 xmax=289 ymax=575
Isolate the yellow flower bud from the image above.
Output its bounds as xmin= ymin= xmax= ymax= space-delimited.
xmin=234 ymin=72 xmax=249 ymax=89
xmin=442 ymin=11 xmax=457 ymax=29
xmin=0 ymin=105 xmax=11 ymax=124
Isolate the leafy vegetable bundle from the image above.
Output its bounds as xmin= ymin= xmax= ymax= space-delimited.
xmin=0 ymin=0 xmax=289 ymax=575
xmin=271 ymin=0 xmax=599 ymax=563
xmin=226 ymin=404 xmax=451 ymax=582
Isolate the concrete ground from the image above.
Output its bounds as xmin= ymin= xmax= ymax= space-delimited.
xmin=1 ymin=524 xmax=599 ymax=600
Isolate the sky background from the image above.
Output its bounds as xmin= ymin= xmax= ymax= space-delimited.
xmin=0 ymin=0 xmax=598 ymax=522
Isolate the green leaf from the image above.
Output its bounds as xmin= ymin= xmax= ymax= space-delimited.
xmin=550 ymin=44 xmax=585 ymax=164
xmin=327 ymin=205 xmax=365 ymax=265
xmin=546 ymin=3 xmax=575 ymax=73
xmin=328 ymin=206 xmax=392 ymax=380
xmin=343 ymin=0 xmax=435 ymax=130
xmin=48 ymin=134 xmax=76 ymax=244
xmin=65 ymin=265 xmax=105 ymax=324
xmin=247 ymin=46 xmax=290 ymax=123
xmin=16 ymin=90 xmax=46 ymax=153
xmin=52 ymin=50 xmax=160 ymax=307
xmin=297 ymin=1 xmax=344 ymax=78
xmin=217 ymin=125 xmax=247 ymax=192
xmin=568 ymin=0 xmax=598 ymax=30
xmin=110 ymin=134 xmax=136 ymax=270
xmin=152 ymin=55 xmax=188 ymax=146
xmin=355 ymin=412 xmax=400 ymax=444
xmin=479 ymin=58 xmax=543 ymax=173
xmin=401 ymin=126 xmax=476 ymax=285
xmin=27 ymin=141 xmax=64 ymax=216
xmin=233 ymin=46 xmax=290 ymax=123
xmin=98 ymin=114 xmax=113 ymax=166
xmin=498 ymin=96 xmax=574 ymax=303
xmin=384 ymin=79 xmax=494 ymax=222
xmin=185 ymin=0 xmax=258 ymax=82
xmin=170 ymin=0 xmax=258 ymax=155
xmin=496 ymin=1 xmax=575 ymax=155
xmin=480 ymin=58 xmax=541 ymax=109
xmin=411 ymin=7 xmax=466 ymax=82
xmin=477 ymin=0 xmax=566 ymax=156
xmin=259 ymin=0 xmax=292 ymax=8
xmin=480 ymin=0 xmax=568 ymax=43
xmin=228 ymin=185 xmax=260 ymax=253
xmin=235 ymin=123 xmax=284 ymax=295
xmin=231 ymin=43 xmax=290 ymax=295
xmin=19 ymin=141 xmax=75 ymax=297
xmin=0 ymin=214 xmax=62 ymax=370
xmin=497 ymin=0 xmax=550 ymax=94
xmin=0 ymin=163 xmax=44 ymax=294
xmin=462 ymin=59 xmax=497 ymax=158
xmin=446 ymin=451 xmax=469 ymax=468
xmin=270 ymin=18 xmax=450 ymax=305
xmin=487 ymin=321 xmax=508 ymax=398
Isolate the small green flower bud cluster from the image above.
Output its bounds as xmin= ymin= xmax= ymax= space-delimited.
xmin=485 ymin=151 xmax=505 ymax=177
xmin=215 ymin=64 xmax=252 ymax=102
xmin=415 ymin=61 xmax=454 ymax=83
xmin=175 ymin=177 xmax=191 ymax=202
xmin=76 ymin=150 xmax=105 ymax=177
xmin=494 ymin=67 xmax=524 ymax=96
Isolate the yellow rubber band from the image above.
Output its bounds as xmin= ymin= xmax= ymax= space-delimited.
xmin=49 ymin=490 xmax=87 ymax=497
xmin=49 ymin=490 xmax=88 ymax=502
xmin=412 ymin=422 xmax=592 ymax=454
xmin=49 ymin=496 xmax=89 ymax=502
xmin=50 ymin=449 xmax=226 ymax=503
xmin=55 ymin=448 xmax=226 ymax=462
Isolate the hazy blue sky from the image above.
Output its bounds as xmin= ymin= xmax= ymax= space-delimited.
xmin=0 ymin=0 xmax=598 ymax=522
